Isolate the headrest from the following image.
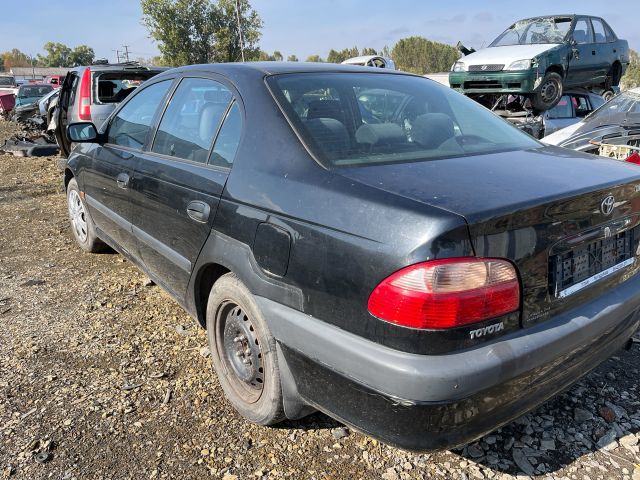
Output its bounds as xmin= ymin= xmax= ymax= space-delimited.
xmin=412 ymin=113 xmax=455 ymax=149
xmin=307 ymin=100 xmax=344 ymax=123
xmin=304 ymin=118 xmax=349 ymax=159
xmin=199 ymin=103 xmax=226 ymax=142
xmin=355 ymin=123 xmax=405 ymax=146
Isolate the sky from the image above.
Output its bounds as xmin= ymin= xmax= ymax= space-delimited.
xmin=0 ymin=1 xmax=638 ymax=63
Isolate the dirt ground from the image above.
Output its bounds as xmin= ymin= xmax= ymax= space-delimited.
xmin=0 ymin=117 xmax=639 ymax=480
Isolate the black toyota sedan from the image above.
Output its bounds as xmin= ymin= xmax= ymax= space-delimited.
xmin=63 ymin=63 xmax=640 ymax=451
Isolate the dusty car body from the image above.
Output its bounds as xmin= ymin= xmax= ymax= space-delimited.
xmin=54 ymin=62 xmax=167 ymax=157
xmin=544 ymin=88 xmax=640 ymax=151
xmin=62 ymin=63 xmax=640 ymax=452
xmin=0 ymin=92 xmax=16 ymax=115
xmin=44 ymin=75 xmax=65 ymax=88
xmin=342 ymin=55 xmax=396 ymax=69
xmin=449 ymin=15 xmax=629 ymax=112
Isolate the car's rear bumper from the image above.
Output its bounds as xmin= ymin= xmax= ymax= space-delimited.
xmin=256 ymin=272 xmax=640 ymax=451
xmin=449 ymin=70 xmax=537 ymax=95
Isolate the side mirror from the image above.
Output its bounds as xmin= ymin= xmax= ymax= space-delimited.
xmin=67 ymin=122 xmax=100 ymax=143
xmin=568 ymin=38 xmax=578 ymax=46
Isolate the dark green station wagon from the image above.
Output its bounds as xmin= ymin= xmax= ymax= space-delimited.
xmin=449 ymin=15 xmax=629 ymax=111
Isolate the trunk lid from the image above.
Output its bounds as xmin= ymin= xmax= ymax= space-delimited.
xmin=338 ymin=146 xmax=640 ymax=326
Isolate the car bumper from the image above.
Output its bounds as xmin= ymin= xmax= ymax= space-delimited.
xmin=256 ymin=272 xmax=640 ymax=451
xmin=449 ymin=70 xmax=537 ymax=95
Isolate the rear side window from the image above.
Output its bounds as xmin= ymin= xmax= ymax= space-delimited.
xmin=107 ymin=80 xmax=172 ymax=150
xmin=547 ymin=96 xmax=573 ymax=119
xmin=268 ymin=73 xmax=540 ymax=168
xmin=210 ymin=101 xmax=242 ymax=168
xmin=152 ymin=77 xmax=232 ymax=163
xmin=95 ymin=71 xmax=162 ymax=104
xmin=591 ymin=18 xmax=608 ymax=43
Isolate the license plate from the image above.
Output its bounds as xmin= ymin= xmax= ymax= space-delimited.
xmin=551 ymin=227 xmax=637 ymax=298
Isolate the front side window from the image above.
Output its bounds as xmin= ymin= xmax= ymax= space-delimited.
xmin=152 ymin=77 xmax=232 ymax=163
xmin=268 ymin=73 xmax=540 ymax=168
xmin=107 ymin=80 xmax=172 ymax=150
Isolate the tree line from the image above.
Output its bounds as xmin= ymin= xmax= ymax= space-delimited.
xmin=1 ymin=43 xmax=95 ymax=70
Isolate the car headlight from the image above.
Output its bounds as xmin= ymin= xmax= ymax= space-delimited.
xmin=452 ymin=62 xmax=466 ymax=72
xmin=504 ymin=59 xmax=533 ymax=71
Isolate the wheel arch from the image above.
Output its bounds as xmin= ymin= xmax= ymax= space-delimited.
xmin=188 ymin=230 xmax=304 ymax=329
xmin=545 ymin=64 xmax=565 ymax=78
xmin=64 ymin=168 xmax=74 ymax=190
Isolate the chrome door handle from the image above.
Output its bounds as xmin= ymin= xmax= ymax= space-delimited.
xmin=186 ymin=201 xmax=210 ymax=223
xmin=116 ymin=172 xmax=130 ymax=189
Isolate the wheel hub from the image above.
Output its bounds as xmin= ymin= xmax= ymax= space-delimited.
xmin=68 ymin=190 xmax=88 ymax=242
xmin=540 ymin=79 xmax=559 ymax=102
xmin=221 ymin=305 xmax=264 ymax=390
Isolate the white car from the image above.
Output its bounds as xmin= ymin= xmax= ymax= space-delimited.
xmin=341 ymin=56 xmax=396 ymax=70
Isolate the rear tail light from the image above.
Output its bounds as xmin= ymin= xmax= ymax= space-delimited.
xmin=368 ymin=257 xmax=520 ymax=329
xmin=78 ymin=68 xmax=91 ymax=121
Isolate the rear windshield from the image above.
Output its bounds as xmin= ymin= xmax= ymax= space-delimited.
xmin=0 ymin=77 xmax=15 ymax=87
xmin=18 ymin=85 xmax=53 ymax=98
xmin=95 ymin=71 xmax=160 ymax=104
xmin=267 ymin=73 xmax=540 ymax=167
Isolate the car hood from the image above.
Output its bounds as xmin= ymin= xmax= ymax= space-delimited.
xmin=462 ymin=44 xmax=561 ymax=67
xmin=336 ymin=146 xmax=640 ymax=224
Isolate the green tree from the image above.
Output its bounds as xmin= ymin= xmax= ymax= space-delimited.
xmin=69 ymin=45 xmax=95 ymax=66
xmin=621 ymin=49 xmax=640 ymax=90
xmin=38 ymin=42 xmax=72 ymax=67
xmin=361 ymin=47 xmax=377 ymax=56
xmin=305 ymin=54 xmax=323 ymax=62
xmin=272 ymin=50 xmax=283 ymax=62
xmin=141 ymin=0 xmax=262 ymax=66
xmin=1 ymin=49 xmax=31 ymax=69
xmin=327 ymin=47 xmax=359 ymax=64
xmin=256 ymin=50 xmax=275 ymax=61
xmin=287 ymin=54 xmax=298 ymax=62
xmin=391 ymin=36 xmax=458 ymax=74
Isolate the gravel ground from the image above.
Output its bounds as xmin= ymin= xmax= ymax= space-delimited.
xmin=0 ymin=117 xmax=639 ymax=480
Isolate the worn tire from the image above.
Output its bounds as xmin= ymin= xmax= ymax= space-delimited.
xmin=531 ymin=72 xmax=563 ymax=112
xmin=206 ymin=273 xmax=285 ymax=425
xmin=66 ymin=178 xmax=106 ymax=253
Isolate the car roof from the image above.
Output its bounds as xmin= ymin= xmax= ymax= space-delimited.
xmin=68 ymin=63 xmax=169 ymax=74
xmin=153 ymin=61 xmax=409 ymax=80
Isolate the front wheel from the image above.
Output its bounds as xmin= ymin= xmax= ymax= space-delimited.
xmin=206 ymin=273 xmax=285 ymax=425
xmin=531 ymin=72 xmax=563 ymax=112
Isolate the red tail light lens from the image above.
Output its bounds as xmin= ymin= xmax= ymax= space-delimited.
xmin=78 ymin=68 xmax=92 ymax=121
xmin=368 ymin=257 xmax=520 ymax=329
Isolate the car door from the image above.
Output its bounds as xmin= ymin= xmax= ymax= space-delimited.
xmin=566 ymin=17 xmax=596 ymax=86
xmin=543 ymin=95 xmax=576 ymax=135
xmin=590 ymin=18 xmax=612 ymax=83
xmin=81 ymin=79 xmax=174 ymax=259
xmin=129 ymin=75 xmax=243 ymax=298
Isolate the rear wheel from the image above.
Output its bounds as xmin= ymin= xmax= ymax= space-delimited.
xmin=206 ymin=273 xmax=285 ymax=425
xmin=531 ymin=72 xmax=563 ymax=112
xmin=66 ymin=178 xmax=106 ymax=253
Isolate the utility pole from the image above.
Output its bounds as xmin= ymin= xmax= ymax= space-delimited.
xmin=30 ymin=55 xmax=35 ymax=80
xmin=113 ymin=50 xmax=121 ymax=63
xmin=122 ymin=45 xmax=130 ymax=62
xmin=234 ymin=0 xmax=245 ymax=62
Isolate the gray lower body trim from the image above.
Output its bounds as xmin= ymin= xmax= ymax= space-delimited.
xmin=255 ymin=273 xmax=640 ymax=403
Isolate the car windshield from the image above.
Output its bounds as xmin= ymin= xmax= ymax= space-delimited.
xmin=583 ymin=90 xmax=640 ymax=126
xmin=0 ymin=77 xmax=15 ymax=87
xmin=490 ymin=17 xmax=572 ymax=46
xmin=267 ymin=73 xmax=540 ymax=168
xmin=17 ymin=85 xmax=53 ymax=98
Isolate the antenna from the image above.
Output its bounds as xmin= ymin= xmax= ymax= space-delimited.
xmin=234 ymin=0 xmax=245 ymax=62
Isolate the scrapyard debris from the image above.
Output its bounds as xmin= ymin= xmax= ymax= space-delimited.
xmin=0 ymin=135 xmax=59 ymax=157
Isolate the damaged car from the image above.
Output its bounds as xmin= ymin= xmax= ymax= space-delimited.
xmin=342 ymin=55 xmax=396 ymax=69
xmin=62 ymin=63 xmax=640 ymax=451
xmin=544 ymin=87 xmax=640 ymax=152
xmin=14 ymin=83 xmax=54 ymax=108
xmin=53 ymin=61 xmax=167 ymax=157
xmin=449 ymin=15 xmax=629 ymax=112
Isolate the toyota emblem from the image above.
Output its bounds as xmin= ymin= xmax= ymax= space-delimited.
xmin=601 ymin=195 xmax=615 ymax=215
